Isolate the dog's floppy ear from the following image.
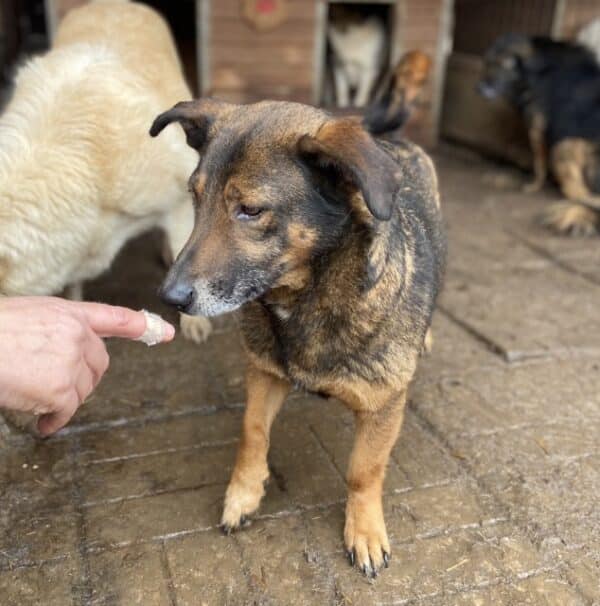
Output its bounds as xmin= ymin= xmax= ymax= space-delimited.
xmin=297 ymin=117 xmax=400 ymax=221
xmin=149 ymin=98 xmax=232 ymax=151
xmin=499 ymin=33 xmax=537 ymax=69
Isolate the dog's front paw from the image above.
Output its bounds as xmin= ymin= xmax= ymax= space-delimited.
xmin=539 ymin=202 xmax=599 ymax=237
xmin=220 ymin=471 xmax=267 ymax=534
xmin=344 ymin=495 xmax=390 ymax=578
xmin=179 ymin=313 xmax=212 ymax=343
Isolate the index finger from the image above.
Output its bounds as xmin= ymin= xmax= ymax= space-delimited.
xmin=68 ymin=302 xmax=175 ymax=341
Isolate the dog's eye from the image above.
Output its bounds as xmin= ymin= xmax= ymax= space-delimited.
xmin=236 ymin=205 xmax=264 ymax=220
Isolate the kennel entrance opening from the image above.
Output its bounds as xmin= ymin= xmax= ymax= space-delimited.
xmin=316 ymin=0 xmax=399 ymax=108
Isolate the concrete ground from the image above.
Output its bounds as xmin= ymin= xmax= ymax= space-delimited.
xmin=1 ymin=145 xmax=599 ymax=606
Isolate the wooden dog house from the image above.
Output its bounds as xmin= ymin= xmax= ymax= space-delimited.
xmin=45 ymin=0 xmax=453 ymax=146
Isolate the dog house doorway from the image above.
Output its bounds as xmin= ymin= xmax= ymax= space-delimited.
xmin=316 ymin=0 xmax=399 ymax=108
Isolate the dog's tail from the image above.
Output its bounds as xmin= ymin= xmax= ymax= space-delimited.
xmin=540 ymin=202 xmax=600 ymax=236
xmin=362 ymin=79 xmax=410 ymax=136
xmin=363 ymin=50 xmax=432 ymax=136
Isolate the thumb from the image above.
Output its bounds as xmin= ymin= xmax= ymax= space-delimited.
xmin=37 ymin=402 xmax=77 ymax=437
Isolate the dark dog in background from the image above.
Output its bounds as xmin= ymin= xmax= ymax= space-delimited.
xmin=479 ymin=33 xmax=600 ymax=235
xmin=151 ymin=98 xmax=446 ymax=577
xmin=364 ymin=50 xmax=433 ymax=135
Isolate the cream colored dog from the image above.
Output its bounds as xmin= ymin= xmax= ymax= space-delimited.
xmin=327 ymin=5 xmax=386 ymax=108
xmin=0 ymin=0 xmax=210 ymax=342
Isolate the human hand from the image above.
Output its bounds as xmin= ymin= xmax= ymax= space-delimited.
xmin=0 ymin=297 xmax=174 ymax=436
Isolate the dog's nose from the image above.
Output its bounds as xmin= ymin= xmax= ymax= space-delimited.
xmin=476 ymin=81 xmax=495 ymax=99
xmin=160 ymin=281 xmax=196 ymax=312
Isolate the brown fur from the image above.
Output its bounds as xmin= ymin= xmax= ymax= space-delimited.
xmin=363 ymin=50 xmax=432 ymax=136
xmin=541 ymin=139 xmax=600 ymax=235
xmin=523 ymin=111 xmax=548 ymax=193
xmin=151 ymin=99 xmax=446 ymax=577
xmin=389 ymin=51 xmax=432 ymax=113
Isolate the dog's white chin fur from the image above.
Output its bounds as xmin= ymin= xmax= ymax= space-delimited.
xmin=191 ymin=286 xmax=244 ymax=318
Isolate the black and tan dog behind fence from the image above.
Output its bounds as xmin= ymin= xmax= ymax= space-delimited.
xmin=150 ymin=98 xmax=446 ymax=577
xmin=479 ymin=33 xmax=600 ymax=236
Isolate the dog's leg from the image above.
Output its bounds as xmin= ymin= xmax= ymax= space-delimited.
xmin=333 ymin=66 xmax=351 ymax=108
xmin=355 ymin=68 xmax=377 ymax=107
xmin=162 ymin=202 xmax=212 ymax=342
xmin=64 ymin=282 xmax=83 ymax=301
xmin=541 ymin=160 xmax=600 ymax=236
xmin=523 ymin=113 xmax=547 ymax=193
xmin=345 ymin=391 xmax=406 ymax=577
xmin=221 ymin=365 xmax=291 ymax=533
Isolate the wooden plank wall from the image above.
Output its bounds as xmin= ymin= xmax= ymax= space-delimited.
xmin=452 ymin=0 xmax=557 ymax=55
xmin=46 ymin=0 xmax=447 ymax=144
xmin=209 ymin=0 xmax=317 ymax=103
xmin=397 ymin=0 xmax=449 ymax=146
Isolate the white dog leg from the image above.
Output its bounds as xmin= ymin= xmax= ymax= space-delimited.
xmin=65 ymin=282 xmax=84 ymax=301
xmin=355 ymin=69 xmax=377 ymax=107
xmin=333 ymin=67 xmax=351 ymax=108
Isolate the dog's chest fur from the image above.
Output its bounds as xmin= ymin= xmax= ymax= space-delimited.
xmin=328 ymin=19 xmax=385 ymax=83
xmin=240 ymin=142 xmax=446 ymax=400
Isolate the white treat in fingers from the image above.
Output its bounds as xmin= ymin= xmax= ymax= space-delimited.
xmin=137 ymin=309 xmax=168 ymax=346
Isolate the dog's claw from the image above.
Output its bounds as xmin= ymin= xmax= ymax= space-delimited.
xmin=220 ymin=515 xmax=251 ymax=536
xmin=361 ymin=562 xmax=376 ymax=579
xmin=347 ymin=549 xmax=355 ymax=566
xmin=220 ymin=524 xmax=233 ymax=536
xmin=383 ymin=551 xmax=390 ymax=568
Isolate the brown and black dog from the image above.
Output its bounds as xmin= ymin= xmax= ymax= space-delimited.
xmin=364 ymin=50 xmax=433 ymax=135
xmin=150 ymin=99 xmax=446 ymax=577
xmin=480 ymin=33 xmax=600 ymax=235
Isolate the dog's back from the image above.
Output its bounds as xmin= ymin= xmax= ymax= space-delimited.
xmin=0 ymin=1 xmax=195 ymax=295
xmin=526 ymin=37 xmax=600 ymax=144
xmin=54 ymin=0 xmax=188 ymax=105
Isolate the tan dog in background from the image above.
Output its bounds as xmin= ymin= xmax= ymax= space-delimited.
xmin=0 ymin=0 xmax=211 ymax=341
